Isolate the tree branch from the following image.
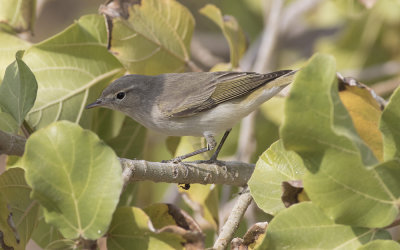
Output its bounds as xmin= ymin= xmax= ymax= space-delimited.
xmin=0 ymin=131 xmax=26 ymax=156
xmin=213 ymin=187 xmax=253 ymax=250
xmin=120 ymin=158 xmax=255 ymax=187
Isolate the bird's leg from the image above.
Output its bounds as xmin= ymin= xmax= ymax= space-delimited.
xmin=168 ymin=133 xmax=216 ymax=163
xmin=209 ymin=129 xmax=232 ymax=161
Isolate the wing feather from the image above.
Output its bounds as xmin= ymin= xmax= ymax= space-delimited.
xmin=159 ymin=70 xmax=293 ymax=117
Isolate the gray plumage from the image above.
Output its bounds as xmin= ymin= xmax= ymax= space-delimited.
xmin=86 ymin=70 xmax=296 ymax=161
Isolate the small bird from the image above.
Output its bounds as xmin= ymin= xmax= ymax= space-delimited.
xmin=86 ymin=70 xmax=296 ymax=162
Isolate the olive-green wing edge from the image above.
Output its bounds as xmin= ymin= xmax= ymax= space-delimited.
xmin=170 ymin=69 xmax=294 ymax=118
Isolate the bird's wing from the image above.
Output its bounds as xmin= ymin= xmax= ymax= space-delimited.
xmin=159 ymin=70 xmax=294 ymax=118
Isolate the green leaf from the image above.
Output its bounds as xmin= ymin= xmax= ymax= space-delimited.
xmin=260 ymin=202 xmax=391 ymax=250
xmin=22 ymin=121 xmax=123 ymax=239
xmin=107 ymin=207 xmax=184 ymax=250
xmin=31 ymin=208 xmax=64 ymax=249
xmin=109 ymin=0 xmax=195 ymax=75
xmin=0 ymin=32 xmax=30 ymax=82
xmin=358 ymin=240 xmax=400 ymax=250
xmin=281 ymin=54 xmax=377 ymax=168
xmin=281 ymin=53 xmax=399 ymax=227
xmin=90 ymin=109 xmax=126 ymax=141
xmin=0 ymin=0 xmax=36 ymax=32
xmin=0 ymin=168 xmax=39 ymax=250
xmin=200 ymin=4 xmax=247 ymax=68
xmin=106 ymin=117 xmax=146 ymax=159
xmin=248 ymin=140 xmax=306 ymax=215
xmin=380 ymin=86 xmax=400 ymax=161
xmin=0 ymin=110 xmax=18 ymax=133
xmin=0 ymin=51 xmax=37 ymax=127
xmin=23 ymin=14 xmax=124 ymax=130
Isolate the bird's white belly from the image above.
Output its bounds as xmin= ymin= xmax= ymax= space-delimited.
xmin=145 ymin=86 xmax=284 ymax=137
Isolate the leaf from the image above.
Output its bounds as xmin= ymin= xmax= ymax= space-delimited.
xmin=106 ymin=117 xmax=146 ymax=159
xmin=259 ymin=97 xmax=286 ymax=126
xmin=107 ymin=207 xmax=185 ymax=250
xmin=0 ymin=110 xmax=18 ymax=133
xmin=0 ymin=168 xmax=40 ymax=250
xmin=109 ymin=0 xmax=195 ymax=75
xmin=0 ymin=0 xmax=36 ymax=32
xmin=358 ymin=240 xmax=400 ymax=250
xmin=31 ymin=208 xmax=64 ymax=249
xmin=23 ymin=14 xmax=124 ymax=130
xmin=22 ymin=121 xmax=123 ymax=239
xmin=248 ymin=140 xmax=306 ymax=215
xmin=380 ymin=86 xmax=400 ymax=162
xmin=281 ymin=54 xmax=400 ymax=227
xmin=200 ymin=4 xmax=247 ymax=68
xmin=281 ymin=54 xmax=377 ymax=168
xmin=90 ymin=109 xmax=126 ymax=141
xmin=0 ymin=51 xmax=38 ymax=127
xmin=0 ymin=32 xmax=30 ymax=82
xmin=259 ymin=202 xmax=391 ymax=249
xmin=143 ymin=203 xmax=204 ymax=249
xmin=339 ymin=81 xmax=383 ymax=160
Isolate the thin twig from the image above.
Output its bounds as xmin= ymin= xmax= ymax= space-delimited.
xmin=235 ymin=112 xmax=257 ymax=162
xmin=191 ymin=38 xmax=224 ymax=69
xmin=281 ymin=0 xmax=324 ymax=35
xmin=372 ymin=78 xmax=400 ymax=96
xmin=213 ymin=187 xmax=253 ymax=250
xmin=187 ymin=60 xmax=203 ymax=72
xmin=383 ymin=217 xmax=400 ymax=230
xmin=120 ymin=158 xmax=255 ymax=187
xmin=0 ymin=131 xmax=26 ymax=156
xmin=342 ymin=61 xmax=400 ymax=81
xmin=235 ymin=0 xmax=284 ymax=162
xmin=252 ymin=0 xmax=284 ymax=73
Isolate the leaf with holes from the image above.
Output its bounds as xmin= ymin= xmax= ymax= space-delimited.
xmin=248 ymin=140 xmax=306 ymax=215
xmin=109 ymin=0 xmax=195 ymax=75
xmin=0 ymin=168 xmax=40 ymax=250
xmin=281 ymin=54 xmax=400 ymax=227
xmin=22 ymin=121 xmax=123 ymax=239
xmin=23 ymin=14 xmax=124 ymax=130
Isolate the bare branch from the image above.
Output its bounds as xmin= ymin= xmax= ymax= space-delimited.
xmin=281 ymin=0 xmax=324 ymax=35
xmin=252 ymin=0 xmax=284 ymax=73
xmin=372 ymin=78 xmax=400 ymax=96
xmin=235 ymin=112 xmax=257 ymax=162
xmin=342 ymin=61 xmax=400 ymax=81
xmin=120 ymin=158 xmax=255 ymax=187
xmin=0 ymin=131 xmax=26 ymax=156
xmin=213 ymin=187 xmax=253 ymax=250
xmin=191 ymin=38 xmax=224 ymax=69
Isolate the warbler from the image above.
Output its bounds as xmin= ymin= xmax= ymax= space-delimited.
xmin=86 ymin=70 xmax=296 ymax=162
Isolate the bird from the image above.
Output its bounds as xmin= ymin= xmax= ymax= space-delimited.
xmin=86 ymin=70 xmax=296 ymax=162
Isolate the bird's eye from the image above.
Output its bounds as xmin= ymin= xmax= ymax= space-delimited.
xmin=116 ymin=92 xmax=125 ymax=100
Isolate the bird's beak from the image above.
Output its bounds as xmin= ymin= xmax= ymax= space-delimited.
xmin=85 ymin=99 xmax=104 ymax=109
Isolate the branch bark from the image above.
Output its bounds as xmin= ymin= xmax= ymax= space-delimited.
xmin=0 ymin=131 xmax=26 ymax=156
xmin=213 ymin=187 xmax=253 ymax=250
xmin=120 ymin=158 xmax=254 ymax=187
